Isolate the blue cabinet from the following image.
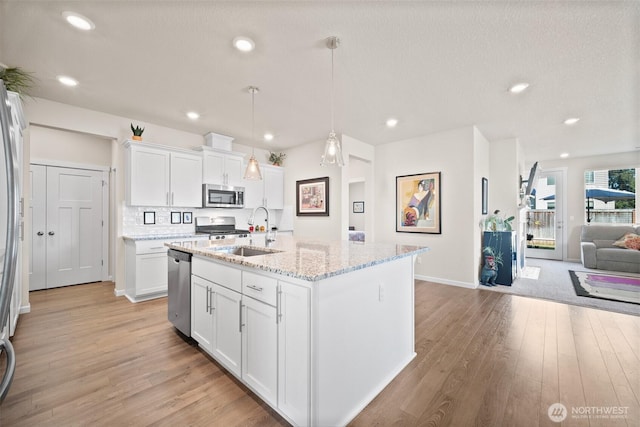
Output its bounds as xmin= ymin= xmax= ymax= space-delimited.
xmin=483 ymin=231 xmax=517 ymax=286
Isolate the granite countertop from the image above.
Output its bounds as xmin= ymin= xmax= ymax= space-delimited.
xmin=122 ymin=233 xmax=205 ymax=241
xmin=166 ymin=236 xmax=429 ymax=281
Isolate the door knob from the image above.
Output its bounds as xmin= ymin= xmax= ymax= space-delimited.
xmin=48 ymin=231 xmax=55 ymax=236
xmin=37 ymin=231 xmax=44 ymax=236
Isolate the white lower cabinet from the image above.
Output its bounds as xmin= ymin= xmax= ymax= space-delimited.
xmin=191 ymin=257 xmax=310 ymax=426
xmin=242 ymin=295 xmax=277 ymax=406
xmin=277 ymin=281 xmax=311 ymax=426
xmin=212 ymin=283 xmax=242 ymax=377
xmin=191 ymin=275 xmax=214 ymax=351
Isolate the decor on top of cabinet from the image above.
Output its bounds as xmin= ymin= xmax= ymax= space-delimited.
xmin=130 ymin=123 xmax=145 ymax=141
xmin=0 ymin=66 xmax=36 ymax=98
xmin=484 ymin=209 xmax=514 ymax=231
xmin=396 ymin=172 xmax=441 ymax=234
xmin=268 ymin=151 xmax=286 ymax=166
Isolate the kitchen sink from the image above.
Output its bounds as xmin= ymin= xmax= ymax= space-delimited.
xmin=213 ymin=246 xmax=282 ymax=257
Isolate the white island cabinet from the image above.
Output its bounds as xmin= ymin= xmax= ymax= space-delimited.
xmin=172 ymin=236 xmax=428 ymax=426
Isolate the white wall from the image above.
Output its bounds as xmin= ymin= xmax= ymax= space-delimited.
xmin=283 ymin=139 xmax=342 ymax=240
xmin=375 ymin=126 xmax=489 ymax=287
xmin=541 ymin=150 xmax=640 ymax=261
xmin=30 ymin=125 xmax=112 ymax=166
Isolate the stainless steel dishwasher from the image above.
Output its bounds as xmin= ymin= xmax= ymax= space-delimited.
xmin=167 ymin=249 xmax=192 ymax=337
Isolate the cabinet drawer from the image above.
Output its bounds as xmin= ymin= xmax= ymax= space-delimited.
xmin=242 ymin=271 xmax=277 ymax=306
xmin=193 ymin=258 xmax=241 ymax=293
xmin=135 ymin=240 xmax=170 ymax=254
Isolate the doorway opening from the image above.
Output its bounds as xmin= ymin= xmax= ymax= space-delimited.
xmin=526 ymin=168 xmax=565 ymax=260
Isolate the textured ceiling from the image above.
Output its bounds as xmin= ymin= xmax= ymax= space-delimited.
xmin=1 ymin=1 xmax=638 ymax=162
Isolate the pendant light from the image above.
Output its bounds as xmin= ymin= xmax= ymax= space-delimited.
xmin=321 ymin=36 xmax=344 ymax=167
xmin=243 ymin=86 xmax=262 ymax=180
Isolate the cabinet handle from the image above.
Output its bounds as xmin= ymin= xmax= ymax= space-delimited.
xmin=166 ymin=192 xmax=169 ymax=205
xmin=171 ymin=192 xmax=174 ymax=205
xmin=209 ymin=289 xmax=215 ymax=314
xmin=48 ymin=231 xmax=55 ymax=236
xmin=246 ymin=284 xmax=263 ymax=292
xmin=150 ymin=246 xmax=164 ymax=250
xmin=277 ymin=286 xmax=282 ymax=324
xmin=239 ymin=302 xmax=244 ymax=333
xmin=37 ymin=231 xmax=44 ymax=236
xmin=205 ymin=286 xmax=210 ymax=314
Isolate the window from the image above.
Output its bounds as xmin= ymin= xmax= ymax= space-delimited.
xmin=584 ymin=171 xmax=594 ymax=184
xmin=584 ymin=168 xmax=636 ymax=224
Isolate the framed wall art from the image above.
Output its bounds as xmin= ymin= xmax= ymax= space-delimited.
xmin=353 ymin=201 xmax=364 ymax=213
xmin=396 ymin=172 xmax=441 ymax=234
xmin=296 ymin=176 xmax=329 ymax=216
xmin=171 ymin=211 xmax=182 ymax=224
xmin=143 ymin=211 xmax=156 ymax=225
xmin=182 ymin=212 xmax=193 ymax=224
xmin=482 ymin=177 xmax=488 ymax=215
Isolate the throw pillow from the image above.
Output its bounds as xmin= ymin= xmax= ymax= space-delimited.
xmin=613 ymin=233 xmax=640 ymax=250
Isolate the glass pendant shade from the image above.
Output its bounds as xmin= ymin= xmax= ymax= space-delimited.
xmin=321 ymin=131 xmax=344 ymax=166
xmin=243 ymin=86 xmax=262 ymax=180
xmin=244 ymin=154 xmax=262 ymax=180
xmin=321 ymin=36 xmax=344 ymax=167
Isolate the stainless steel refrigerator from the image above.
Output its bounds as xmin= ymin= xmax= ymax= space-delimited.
xmin=0 ymin=79 xmax=19 ymax=402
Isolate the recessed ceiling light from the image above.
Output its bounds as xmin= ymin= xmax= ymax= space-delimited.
xmin=560 ymin=153 xmax=570 ymax=158
xmin=508 ymin=82 xmax=530 ymax=94
xmin=386 ymin=118 xmax=398 ymax=128
xmin=62 ymin=11 xmax=95 ymax=31
xmin=57 ymin=75 xmax=78 ymax=87
xmin=186 ymin=111 xmax=200 ymax=120
xmin=233 ymin=36 xmax=255 ymax=52
xmin=264 ymin=133 xmax=274 ymax=141
xmin=564 ymin=117 xmax=580 ymax=125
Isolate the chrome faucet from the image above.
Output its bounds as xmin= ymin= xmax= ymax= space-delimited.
xmin=248 ymin=206 xmax=276 ymax=246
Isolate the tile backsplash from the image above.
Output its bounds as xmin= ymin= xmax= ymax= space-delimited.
xmin=123 ymin=206 xmax=195 ymax=236
xmin=122 ymin=205 xmax=293 ymax=237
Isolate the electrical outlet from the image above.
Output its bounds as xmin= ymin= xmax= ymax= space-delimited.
xmin=378 ymin=283 xmax=384 ymax=302
xmin=417 ymin=256 xmax=422 ymax=264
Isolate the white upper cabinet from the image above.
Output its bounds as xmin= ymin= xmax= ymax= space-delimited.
xmin=170 ymin=151 xmax=203 ymax=206
xmin=244 ymin=164 xmax=284 ymax=209
xmin=198 ymin=147 xmax=244 ymax=187
xmin=123 ymin=141 xmax=202 ymax=207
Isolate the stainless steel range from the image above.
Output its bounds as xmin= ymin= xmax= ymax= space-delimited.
xmin=195 ymin=216 xmax=250 ymax=240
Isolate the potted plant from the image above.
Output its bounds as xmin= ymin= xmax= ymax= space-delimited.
xmin=268 ymin=152 xmax=286 ymax=166
xmin=131 ymin=124 xmax=145 ymax=141
xmin=0 ymin=66 xmax=36 ymax=99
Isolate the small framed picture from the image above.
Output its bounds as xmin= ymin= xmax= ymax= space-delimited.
xmin=481 ymin=177 xmax=488 ymax=215
xmin=171 ymin=211 xmax=182 ymax=224
xmin=353 ymin=201 xmax=364 ymax=213
xmin=143 ymin=211 xmax=156 ymax=225
xmin=182 ymin=212 xmax=193 ymax=224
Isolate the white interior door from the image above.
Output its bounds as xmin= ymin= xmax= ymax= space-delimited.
xmin=29 ymin=165 xmax=47 ymax=290
xmin=526 ymin=169 xmax=565 ymax=260
xmin=45 ymin=166 xmax=103 ymax=288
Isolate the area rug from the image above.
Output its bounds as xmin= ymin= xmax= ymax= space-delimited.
xmin=569 ymin=270 xmax=640 ymax=305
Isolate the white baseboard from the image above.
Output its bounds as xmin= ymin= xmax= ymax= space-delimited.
xmin=415 ymin=274 xmax=478 ymax=289
xmin=114 ymin=288 xmax=125 ymax=297
xmin=19 ymin=304 xmax=31 ymax=314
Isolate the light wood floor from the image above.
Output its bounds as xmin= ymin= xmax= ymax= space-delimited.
xmin=0 ymin=281 xmax=638 ymax=426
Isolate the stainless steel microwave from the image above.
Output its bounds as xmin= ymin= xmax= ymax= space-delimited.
xmin=202 ymin=184 xmax=245 ymax=208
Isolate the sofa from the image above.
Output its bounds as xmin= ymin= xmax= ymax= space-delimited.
xmin=580 ymin=224 xmax=640 ymax=273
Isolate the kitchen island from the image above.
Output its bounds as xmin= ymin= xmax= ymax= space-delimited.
xmin=167 ymin=236 xmax=429 ymax=427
